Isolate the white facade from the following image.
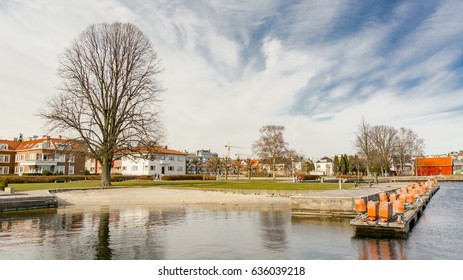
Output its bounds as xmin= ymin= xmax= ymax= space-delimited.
xmin=121 ymin=153 xmax=186 ymax=176
xmin=314 ymin=157 xmax=334 ymax=176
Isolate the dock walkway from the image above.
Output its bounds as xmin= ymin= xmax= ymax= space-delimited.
xmin=350 ymin=185 xmax=440 ymax=238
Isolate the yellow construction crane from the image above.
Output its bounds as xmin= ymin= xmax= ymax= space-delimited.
xmin=225 ymin=143 xmax=244 ymax=158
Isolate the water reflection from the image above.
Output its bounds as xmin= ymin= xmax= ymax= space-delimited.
xmin=95 ymin=207 xmax=112 ymax=260
xmin=356 ymin=239 xmax=406 ymax=260
xmin=260 ymin=211 xmax=288 ymax=252
xmin=1 ymin=183 xmax=462 ymax=260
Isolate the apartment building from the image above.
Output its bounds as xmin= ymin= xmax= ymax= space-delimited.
xmin=0 ymin=137 xmax=85 ymax=175
xmin=0 ymin=140 xmax=21 ymax=175
xmin=121 ymin=146 xmax=187 ymax=176
xmin=86 ymin=146 xmax=187 ymax=176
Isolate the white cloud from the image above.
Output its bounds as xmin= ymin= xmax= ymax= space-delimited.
xmin=1 ymin=0 xmax=463 ymax=158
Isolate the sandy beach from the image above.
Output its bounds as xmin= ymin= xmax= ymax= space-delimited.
xmin=54 ymin=187 xmax=292 ymax=207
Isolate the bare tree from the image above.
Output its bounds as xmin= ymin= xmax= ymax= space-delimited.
xmin=370 ymin=125 xmax=398 ymax=175
xmin=252 ymin=125 xmax=288 ymax=180
xmin=41 ymin=23 xmax=164 ymax=186
xmin=206 ymin=155 xmax=221 ymax=175
xmin=243 ymin=158 xmax=256 ymax=179
xmin=353 ymin=117 xmax=373 ymax=176
xmin=394 ymin=127 xmax=425 ymax=175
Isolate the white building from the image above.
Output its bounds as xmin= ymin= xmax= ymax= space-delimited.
xmin=121 ymin=147 xmax=187 ymax=176
xmin=312 ymin=157 xmax=334 ymax=176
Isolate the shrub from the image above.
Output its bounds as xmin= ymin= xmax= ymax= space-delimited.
xmin=42 ymin=170 xmax=52 ymax=176
xmin=0 ymin=180 xmax=8 ymax=188
xmin=296 ymin=174 xmax=321 ymax=180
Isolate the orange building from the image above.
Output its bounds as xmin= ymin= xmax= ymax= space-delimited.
xmin=415 ymin=157 xmax=453 ymax=176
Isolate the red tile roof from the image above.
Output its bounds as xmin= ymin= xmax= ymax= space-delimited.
xmin=0 ymin=139 xmax=22 ymax=150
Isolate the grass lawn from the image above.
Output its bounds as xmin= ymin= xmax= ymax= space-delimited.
xmin=8 ymin=179 xmax=356 ymax=192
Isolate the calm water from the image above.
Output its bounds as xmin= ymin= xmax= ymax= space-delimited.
xmin=1 ymin=182 xmax=462 ymax=260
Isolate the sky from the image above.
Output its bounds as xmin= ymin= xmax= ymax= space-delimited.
xmin=1 ymin=0 xmax=463 ymax=159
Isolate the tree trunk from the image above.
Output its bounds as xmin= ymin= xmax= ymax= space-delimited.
xmin=272 ymin=158 xmax=276 ymax=180
xmin=101 ymin=159 xmax=112 ymax=186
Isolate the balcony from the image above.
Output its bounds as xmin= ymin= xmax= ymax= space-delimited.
xmin=22 ymin=160 xmax=58 ymax=166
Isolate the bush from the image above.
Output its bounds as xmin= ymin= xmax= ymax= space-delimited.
xmin=296 ymin=174 xmax=321 ymax=180
xmin=42 ymin=170 xmax=52 ymax=176
xmin=0 ymin=180 xmax=8 ymax=188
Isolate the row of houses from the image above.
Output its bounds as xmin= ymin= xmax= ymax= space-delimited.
xmin=0 ymin=137 xmax=188 ymax=177
xmin=1 ymin=136 xmax=462 ymax=177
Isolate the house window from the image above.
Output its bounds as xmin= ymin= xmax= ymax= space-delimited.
xmin=0 ymin=167 xmax=9 ymax=174
xmin=14 ymin=166 xmax=19 ymax=174
xmin=177 ymin=157 xmax=184 ymax=162
xmin=0 ymin=155 xmax=10 ymax=163
xmin=168 ymin=166 xmax=174 ymax=171
xmin=69 ymin=166 xmax=74 ymax=175
xmin=177 ymin=166 xmax=183 ymax=172
xmin=169 ymin=156 xmax=175 ymax=161
xmin=150 ymin=166 xmax=155 ymax=171
xmin=131 ymin=166 xmax=138 ymax=171
xmin=29 ymin=153 xmax=35 ymax=160
xmin=69 ymin=155 xmax=75 ymax=163
xmin=56 ymin=166 xmax=65 ymax=174
xmin=143 ymin=165 xmax=149 ymax=170
xmin=56 ymin=154 xmax=66 ymax=162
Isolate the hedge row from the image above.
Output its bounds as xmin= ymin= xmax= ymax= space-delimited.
xmin=161 ymin=174 xmax=216 ymax=181
xmin=296 ymin=174 xmax=321 ymax=180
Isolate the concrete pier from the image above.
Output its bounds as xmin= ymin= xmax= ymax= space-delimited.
xmin=0 ymin=190 xmax=58 ymax=212
xmin=290 ymin=183 xmax=406 ymax=218
xmin=350 ymin=185 xmax=440 ymax=238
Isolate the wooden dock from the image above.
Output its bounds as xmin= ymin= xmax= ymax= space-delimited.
xmin=350 ymin=185 xmax=440 ymax=238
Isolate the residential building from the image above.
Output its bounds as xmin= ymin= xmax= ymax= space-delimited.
xmin=0 ymin=137 xmax=85 ymax=175
xmin=0 ymin=140 xmax=21 ymax=175
xmin=186 ymin=149 xmax=219 ymax=174
xmin=453 ymin=160 xmax=463 ymax=174
xmin=312 ymin=157 xmax=334 ymax=176
xmin=121 ymin=146 xmax=187 ymax=176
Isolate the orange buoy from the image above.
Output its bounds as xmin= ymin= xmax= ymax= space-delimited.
xmin=399 ymin=194 xmax=407 ymax=202
xmin=379 ymin=192 xmax=388 ymax=202
xmin=393 ymin=200 xmax=405 ymax=214
xmin=367 ymin=201 xmax=379 ymax=221
xmin=379 ymin=201 xmax=393 ymax=222
xmin=417 ymin=188 xmax=424 ymax=196
xmin=355 ymin=198 xmax=366 ymax=213
xmin=389 ymin=193 xmax=398 ymax=202
xmin=406 ymin=193 xmax=415 ymax=204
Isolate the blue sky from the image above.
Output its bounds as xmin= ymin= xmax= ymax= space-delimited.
xmin=1 ymin=0 xmax=463 ymax=159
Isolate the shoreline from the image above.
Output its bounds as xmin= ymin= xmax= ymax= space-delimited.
xmin=53 ymin=187 xmax=292 ymax=207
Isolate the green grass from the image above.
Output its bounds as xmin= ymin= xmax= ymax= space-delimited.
xmin=8 ymin=179 xmax=356 ymax=192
